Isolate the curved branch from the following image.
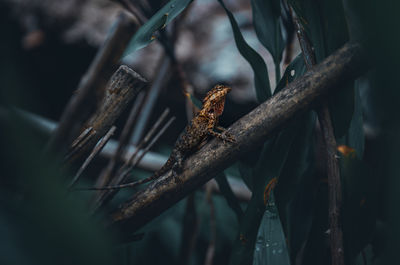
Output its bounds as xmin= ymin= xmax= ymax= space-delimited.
xmin=107 ymin=42 xmax=369 ymax=235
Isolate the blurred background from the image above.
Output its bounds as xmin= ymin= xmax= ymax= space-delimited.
xmin=1 ymin=0 xmax=400 ymax=265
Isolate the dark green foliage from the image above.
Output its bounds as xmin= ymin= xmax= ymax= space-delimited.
xmin=290 ymin=0 xmax=355 ymax=139
xmin=251 ymin=0 xmax=284 ymax=65
xmin=231 ymin=53 xmax=311 ymax=265
xmin=253 ymin=195 xmax=291 ymax=265
xmin=215 ymin=173 xmax=244 ymax=222
xmin=341 ymin=155 xmax=378 ymax=264
xmin=218 ymin=0 xmax=272 ymax=102
xmin=124 ymin=0 xmax=194 ymax=56
xmin=2 ymin=0 xmax=399 ymax=264
xmin=0 ymin=112 xmax=114 ymax=265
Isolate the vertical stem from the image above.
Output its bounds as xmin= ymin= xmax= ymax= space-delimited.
xmin=318 ymin=106 xmax=344 ymax=265
xmin=293 ymin=15 xmax=345 ymax=265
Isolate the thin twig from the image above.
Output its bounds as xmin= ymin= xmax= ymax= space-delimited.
xmin=107 ymin=42 xmax=368 ymax=235
xmin=93 ymin=91 xmax=145 ymax=193
xmin=64 ymin=127 xmax=96 ymax=162
xmin=125 ymin=108 xmax=170 ymax=168
xmin=9 ymin=108 xmax=167 ymax=171
xmin=86 ymin=116 xmax=176 ymax=191
xmin=130 ymin=56 xmax=171 ymax=144
xmin=293 ymin=15 xmax=345 ymax=265
xmin=70 ymin=127 xmax=93 ymax=150
xmin=69 ymin=126 xmax=116 ymax=188
xmin=89 ymin=113 xmax=174 ymax=210
xmin=130 ymin=117 xmax=176 ymax=170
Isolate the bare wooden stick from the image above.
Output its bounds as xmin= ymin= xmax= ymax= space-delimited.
xmin=92 ymin=91 xmax=145 ymax=193
xmin=82 ymin=116 xmax=176 ymax=192
xmin=107 ymin=42 xmax=368 ymax=235
xmin=9 ymin=108 xmax=166 ymax=171
xmin=90 ymin=109 xmax=172 ymax=209
xmin=125 ymin=108 xmax=171 ymax=167
xmin=47 ymin=12 xmax=139 ymax=154
xmin=130 ymin=56 xmax=171 ymax=144
xmin=294 ymin=17 xmax=345 ymax=265
xmin=69 ymin=126 xmax=117 ymax=188
xmin=66 ymin=65 xmax=147 ymax=162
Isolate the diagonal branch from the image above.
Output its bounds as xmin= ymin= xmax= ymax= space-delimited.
xmin=106 ymin=42 xmax=368 ymax=235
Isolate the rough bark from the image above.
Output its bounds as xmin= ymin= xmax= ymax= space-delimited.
xmin=65 ymin=65 xmax=147 ymax=162
xmin=107 ymin=42 xmax=368 ymax=235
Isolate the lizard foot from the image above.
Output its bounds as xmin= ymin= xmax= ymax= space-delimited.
xmin=221 ymin=131 xmax=236 ymax=144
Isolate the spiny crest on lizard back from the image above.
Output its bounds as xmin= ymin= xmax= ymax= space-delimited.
xmin=202 ymin=85 xmax=231 ymax=117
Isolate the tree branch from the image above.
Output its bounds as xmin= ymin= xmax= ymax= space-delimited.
xmin=106 ymin=41 xmax=368 ymax=235
xmin=65 ymin=65 xmax=147 ymax=162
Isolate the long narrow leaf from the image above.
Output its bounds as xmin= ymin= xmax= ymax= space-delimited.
xmin=253 ymin=196 xmax=291 ymax=265
xmin=251 ymin=0 xmax=284 ymax=64
xmin=124 ymin=0 xmax=193 ymax=57
xmin=233 ymin=53 xmax=311 ymax=265
xmin=218 ymin=0 xmax=271 ymax=102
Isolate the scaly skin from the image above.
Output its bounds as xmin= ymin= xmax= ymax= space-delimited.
xmin=87 ymin=85 xmax=235 ymax=190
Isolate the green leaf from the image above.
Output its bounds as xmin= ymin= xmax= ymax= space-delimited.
xmin=274 ymin=53 xmax=306 ymax=94
xmin=188 ymin=93 xmax=202 ymax=109
xmin=231 ymin=131 xmax=295 ymax=265
xmin=274 ymin=111 xmax=316 ymax=261
xmin=251 ymin=0 xmax=285 ymax=64
xmin=237 ymin=53 xmax=305 ymax=192
xmin=230 ymin=194 xmax=265 ymax=265
xmin=341 ymin=156 xmax=378 ymax=263
xmin=338 ymin=83 xmax=364 ymax=158
xmin=253 ymin=196 xmax=291 ymax=265
xmin=218 ymin=0 xmax=271 ymax=102
xmin=123 ymin=0 xmax=193 ymax=57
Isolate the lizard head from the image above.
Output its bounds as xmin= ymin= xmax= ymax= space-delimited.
xmin=202 ymin=85 xmax=231 ymax=117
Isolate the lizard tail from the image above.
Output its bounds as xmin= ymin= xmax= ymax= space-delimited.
xmin=76 ymin=156 xmax=176 ymax=191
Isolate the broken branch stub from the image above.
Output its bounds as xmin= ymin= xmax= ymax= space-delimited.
xmin=66 ymin=65 xmax=147 ymax=162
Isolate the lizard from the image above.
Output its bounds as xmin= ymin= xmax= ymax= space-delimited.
xmin=85 ymin=84 xmax=235 ymax=190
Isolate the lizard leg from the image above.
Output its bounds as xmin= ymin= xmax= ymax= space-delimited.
xmin=208 ymin=129 xmax=236 ymax=143
xmin=207 ymin=118 xmax=235 ymax=143
xmin=214 ymin=125 xmax=236 ymax=142
xmin=214 ymin=125 xmax=226 ymax=131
